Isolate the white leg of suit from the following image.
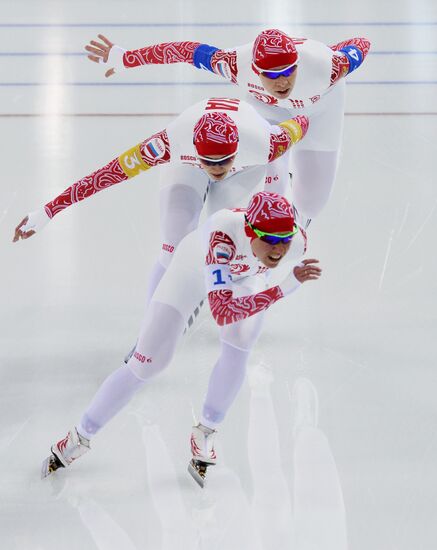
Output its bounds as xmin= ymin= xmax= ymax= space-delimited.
xmin=144 ymin=164 xmax=208 ymax=306
xmin=290 ymin=80 xmax=346 ymax=219
xmin=78 ymin=231 xmax=268 ymax=438
xmin=252 ymin=80 xmax=346 ymax=220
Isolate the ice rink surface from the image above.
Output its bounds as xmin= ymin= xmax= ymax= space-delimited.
xmin=1 ymin=1 xmax=437 ymax=549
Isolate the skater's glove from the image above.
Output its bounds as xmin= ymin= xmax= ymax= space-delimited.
xmin=104 ymin=45 xmax=127 ymax=74
xmin=13 ymin=208 xmax=51 ymax=242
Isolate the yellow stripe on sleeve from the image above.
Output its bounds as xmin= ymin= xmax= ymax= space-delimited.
xmin=118 ymin=144 xmax=151 ymax=178
xmin=278 ymin=119 xmax=303 ymax=145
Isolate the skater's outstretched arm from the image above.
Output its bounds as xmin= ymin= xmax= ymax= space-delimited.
xmin=204 ymin=231 xmax=321 ymax=326
xmin=328 ymin=37 xmax=371 ymax=85
xmin=13 ymin=128 xmax=171 ymax=242
xmin=85 ymin=34 xmax=238 ymax=83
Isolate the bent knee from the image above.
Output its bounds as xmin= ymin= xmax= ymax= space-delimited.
xmin=127 ymin=347 xmax=171 ymax=381
xmin=128 ymin=302 xmax=184 ymax=380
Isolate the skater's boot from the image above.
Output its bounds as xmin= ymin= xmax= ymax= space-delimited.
xmin=188 ymin=423 xmax=217 ymax=488
xmin=41 ymin=427 xmax=90 ymax=479
xmin=191 ymin=423 xmax=217 ymax=464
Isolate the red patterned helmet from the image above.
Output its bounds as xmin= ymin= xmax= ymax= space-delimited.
xmin=252 ymin=29 xmax=298 ymax=73
xmin=245 ymin=191 xmax=295 ymax=237
xmin=193 ymin=112 xmax=239 ymax=158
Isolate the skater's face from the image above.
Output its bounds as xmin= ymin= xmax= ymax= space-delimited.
xmin=250 ymin=237 xmax=292 ymax=268
xmin=259 ymin=64 xmax=298 ymax=100
xmin=198 ymin=154 xmax=236 ymax=181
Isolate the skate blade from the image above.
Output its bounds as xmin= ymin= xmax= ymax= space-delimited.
xmin=41 ymin=454 xmax=64 ymax=479
xmin=188 ymin=459 xmax=210 ymax=488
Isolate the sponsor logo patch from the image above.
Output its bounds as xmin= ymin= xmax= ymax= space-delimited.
xmin=214 ymin=243 xmax=232 ymax=264
xmin=162 ymin=243 xmax=175 ymax=253
xmin=248 ymin=82 xmax=264 ymax=91
xmin=265 ymin=175 xmax=279 ymax=185
xmin=142 ymin=137 xmax=166 ymax=163
xmin=134 ymin=352 xmax=152 ymax=364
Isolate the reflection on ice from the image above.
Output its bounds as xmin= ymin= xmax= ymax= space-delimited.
xmin=247 ymin=369 xmax=348 ymax=550
xmin=77 ymin=498 xmax=138 ymax=550
xmin=141 ymin=421 xmax=197 ymax=549
xmin=47 ymin=476 xmax=138 ymax=550
xmin=291 ymin=377 xmax=348 ymax=550
xmin=193 ymin=468 xmax=263 ymax=550
xmin=139 ymin=414 xmax=262 ymax=549
xmin=248 ymin=362 xmax=295 ymax=548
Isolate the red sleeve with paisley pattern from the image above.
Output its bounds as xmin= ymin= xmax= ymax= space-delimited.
xmin=329 ymin=37 xmax=371 ymax=86
xmin=122 ymin=42 xmax=239 ymax=84
xmin=209 ymin=287 xmax=284 ymax=326
xmin=206 ymin=230 xmax=284 ymax=326
xmin=123 ymin=41 xmax=201 ymax=68
xmin=44 ymin=129 xmax=171 ymax=218
xmin=268 ymin=127 xmax=292 ymax=163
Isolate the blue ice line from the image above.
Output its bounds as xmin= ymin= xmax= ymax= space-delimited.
xmin=0 ymin=81 xmax=230 ymax=87
xmin=1 ymin=21 xmax=437 ymax=28
xmin=1 ymin=51 xmax=437 ymax=57
xmin=1 ymin=81 xmax=437 ymax=87
xmin=349 ymin=81 xmax=437 ymax=85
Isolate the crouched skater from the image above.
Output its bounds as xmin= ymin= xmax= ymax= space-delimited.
xmin=41 ymin=192 xmax=321 ymax=486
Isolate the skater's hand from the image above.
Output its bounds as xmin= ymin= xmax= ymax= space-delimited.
xmin=85 ymin=34 xmax=122 ymax=78
xmin=13 ymin=208 xmax=51 ymax=242
xmin=13 ymin=216 xmax=34 ymax=242
xmin=293 ymin=259 xmax=321 ymax=283
xmin=279 ymin=258 xmax=321 ymax=297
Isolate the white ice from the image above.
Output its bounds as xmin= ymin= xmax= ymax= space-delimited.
xmin=1 ymin=2 xmax=437 ymax=549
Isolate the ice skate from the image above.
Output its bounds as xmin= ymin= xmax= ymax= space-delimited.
xmin=41 ymin=427 xmax=90 ymax=479
xmin=188 ymin=423 xmax=217 ymax=488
